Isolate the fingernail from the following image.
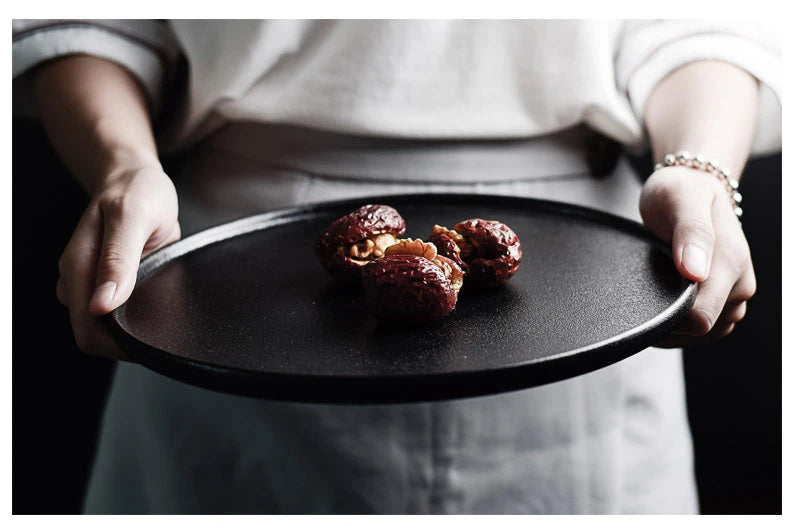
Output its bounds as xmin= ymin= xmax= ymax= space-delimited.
xmin=682 ymin=244 xmax=708 ymax=279
xmin=89 ymin=281 xmax=117 ymax=311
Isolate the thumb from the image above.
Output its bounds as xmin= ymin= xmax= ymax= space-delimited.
xmin=670 ymin=191 xmax=716 ymax=283
xmin=88 ymin=208 xmax=150 ymax=315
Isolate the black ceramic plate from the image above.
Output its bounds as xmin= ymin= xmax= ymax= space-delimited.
xmin=107 ymin=194 xmax=695 ymax=404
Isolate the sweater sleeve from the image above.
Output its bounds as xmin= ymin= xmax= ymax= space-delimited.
xmin=12 ymin=19 xmax=182 ymax=117
xmin=615 ymin=19 xmax=782 ymax=156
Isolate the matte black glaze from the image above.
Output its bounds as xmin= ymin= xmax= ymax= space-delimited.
xmin=107 ymin=194 xmax=695 ymax=404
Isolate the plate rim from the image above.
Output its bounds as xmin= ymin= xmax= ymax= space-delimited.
xmin=106 ymin=193 xmax=697 ymax=403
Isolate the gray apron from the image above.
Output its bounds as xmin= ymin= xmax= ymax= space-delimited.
xmin=84 ymin=124 xmax=698 ymax=514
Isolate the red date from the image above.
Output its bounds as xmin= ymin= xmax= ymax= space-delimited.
xmin=315 ymin=204 xmax=406 ymax=282
xmin=427 ymin=224 xmax=469 ymax=272
xmin=428 ymin=219 xmax=522 ymax=289
xmin=362 ymin=239 xmax=463 ymax=323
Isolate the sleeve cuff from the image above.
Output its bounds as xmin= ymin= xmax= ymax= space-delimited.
xmin=13 ymin=21 xmax=177 ymax=116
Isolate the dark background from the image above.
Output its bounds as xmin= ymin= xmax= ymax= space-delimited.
xmin=12 ymin=118 xmax=781 ymax=514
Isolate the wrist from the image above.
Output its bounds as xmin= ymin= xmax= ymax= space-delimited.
xmin=652 ymin=151 xmax=743 ymax=219
xmin=87 ymin=113 xmax=161 ymax=192
xmin=652 ymin=144 xmax=747 ymax=181
xmin=94 ymin=148 xmax=163 ymax=192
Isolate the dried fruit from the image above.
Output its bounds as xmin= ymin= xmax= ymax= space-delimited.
xmin=431 ymin=219 xmax=522 ymax=289
xmin=426 ymin=224 xmax=469 ymax=272
xmin=362 ymin=239 xmax=463 ymax=323
xmin=315 ymin=204 xmax=406 ymax=282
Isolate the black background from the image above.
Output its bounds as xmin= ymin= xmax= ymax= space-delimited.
xmin=12 ymin=119 xmax=781 ymax=514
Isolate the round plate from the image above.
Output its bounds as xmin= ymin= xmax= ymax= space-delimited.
xmin=107 ymin=194 xmax=695 ymax=404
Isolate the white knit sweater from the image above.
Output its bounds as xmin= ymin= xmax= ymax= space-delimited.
xmin=12 ymin=19 xmax=781 ymax=155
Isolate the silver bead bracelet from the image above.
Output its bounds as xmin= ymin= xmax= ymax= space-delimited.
xmin=654 ymin=151 xmax=743 ymax=219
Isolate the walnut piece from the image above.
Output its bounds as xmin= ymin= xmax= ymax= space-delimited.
xmin=384 ymin=238 xmax=438 ymax=261
xmin=337 ymin=232 xmax=399 ymax=264
xmin=432 ymin=255 xmax=464 ymax=292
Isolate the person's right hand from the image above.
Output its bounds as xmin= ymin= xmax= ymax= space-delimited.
xmin=56 ymin=164 xmax=181 ymax=360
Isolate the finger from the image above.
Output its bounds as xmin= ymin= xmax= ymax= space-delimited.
xmin=656 ymin=322 xmax=736 ymax=348
xmin=59 ymin=207 xmax=120 ymax=355
xmin=722 ymin=300 xmax=747 ymax=324
xmin=670 ymin=190 xmax=716 ymax=282
xmin=69 ymin=309 xmax=133 ymax=362
xmin=679 ymin=185 xmax=758 ymax=334
xmin=56 ymin=276 xmax=66 ymax=305
xmin=88 ymin=204 xmax=151 ymax=315
xmin=729 ymin=267 xmax=757 ymax=303
xmin=59 ymin=206 xmax=134 ymax=360
xmin=672 ymin=302 xmax=745 ymax=335
xmin=675 ymin=265 xmax=738 ymax=335
xmin=59 ymin=205 xmax=103 ymax=315
xmin=713 ymin=197 xmax=756 ymax=305
xmin=168 ymin=221 xmax=182 ymax=243
xmin=142 ymin=220 xmax=181 ymax=258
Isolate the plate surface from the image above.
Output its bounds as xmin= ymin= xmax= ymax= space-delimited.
xmin=108 ymin=194 xmax=695 ymax=403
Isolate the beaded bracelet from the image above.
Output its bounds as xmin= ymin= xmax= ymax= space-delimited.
xmin=654 ymin=151 xmax=743 ymax=219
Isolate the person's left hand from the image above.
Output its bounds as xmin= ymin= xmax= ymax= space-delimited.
xmin=639 ymin=165 xmax=756 ymax=347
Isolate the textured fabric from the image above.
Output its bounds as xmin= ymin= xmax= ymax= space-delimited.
xmin=85 ymin=349 xmax=696 ymax=514
xmin=83 ymin=125 xmax=698 ymax=514
xmin=11 ymin=19 xmax=181 ymax=116
xmin=12 ymin=20 xmax=781 ymax=154
xmin=194 ymin=122 xmax=595 ymax=184
xmin=615 ymin=20 xmax=782 ymax=155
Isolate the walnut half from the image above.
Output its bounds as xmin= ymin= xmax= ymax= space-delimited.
xmin=384 ymin=238 xmax=463 ymax=293
xmin=340 ymin=232 xmax=400 ymax=262
xmin=385 ymin=238 xmax=438 ymax=260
